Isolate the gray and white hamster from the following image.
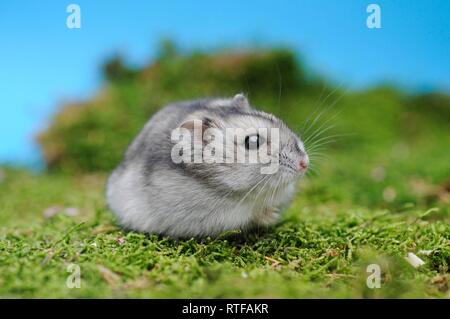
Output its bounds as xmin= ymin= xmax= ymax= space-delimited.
xmin=106 ymin=94 xmax=309 ymax=238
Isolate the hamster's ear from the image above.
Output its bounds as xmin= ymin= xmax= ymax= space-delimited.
xmin=180 ymin=116 xmax=219 ymax=140
xmin=232 ymin=93 xmax=250 ymax=109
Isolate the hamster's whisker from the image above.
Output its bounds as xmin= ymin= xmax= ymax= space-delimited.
xmin=307 ymin=139 xmax=336 ymax=150
xmin=306 ymin=165 xmax=320 ymax=176
xmin=306 ymin=142 xmax=336 ymax=153
xmin=235 ymin=175 xmax=271 ymax=212
xmin=303 ymin=123 xmax=336 ymax=145
xmin=240 ymin=176 xmax=269 ymax=204
xmin=252 ymin=175 xmax=274 ymax=211
xmin=300 ymin=83 xmax=342 ymax=134
xmin=301 ymin=83 xmax=331 ymax=129
xmin=307 ymin=148 xmax=329 ymax=156
xmin=302 ymin=105 xmax=346 ymax=146
xmin=308 ymin=153 xmax=330 ymax=162
xmin=300 ymin=86 xmax=348 ymax=152
xmin=307 ymin=134 xmax=352 ymax=153
xmin=304 ymin=141 xmax=334 ymax=174
xmin=268 ymin=175 xmax=282 ymax=206
xmin=306 ymin=141 xmax=336 ymax=153
xmin=308 ymin=160 xmax=326 ymax=168
xmin=257 ymin=175 xmax=274 ymax=201
xmin=308 ymin=157 xmax=329 ymax=165
xmin=306 ymin=132 xmax=349 ymax=149
xmin=261 ymin=181 xmax=277 ymax=215
xmin=302 ymin=106 xmax=344 ymax=144
xmin=245 ymin=177 xmax=271 ymax=220
xmin=300 ymin=86 xmax=346 ymax=138
xmin=307 ymin=150 xmax=327 ymax=158
xmin=307 ymin=159 xmax=327 ymax=169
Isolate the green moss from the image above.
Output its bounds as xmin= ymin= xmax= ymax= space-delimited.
xmin=0 ymin=167 xmax=448 ymax=298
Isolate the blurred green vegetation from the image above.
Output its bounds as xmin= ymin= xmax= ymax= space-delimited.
xmin=1 ymin=42 xmax=449 ymax=298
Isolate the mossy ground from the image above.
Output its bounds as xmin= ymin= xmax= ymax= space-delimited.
xmin=0 ymin=159 xmax=448 ymax=298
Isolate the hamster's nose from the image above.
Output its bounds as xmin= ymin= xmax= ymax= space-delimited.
xmin=297 ymin=156 xmax=309 ymax=171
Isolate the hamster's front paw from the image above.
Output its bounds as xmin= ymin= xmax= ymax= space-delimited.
xmin=256 ymin=207 xmax=280 ymax=226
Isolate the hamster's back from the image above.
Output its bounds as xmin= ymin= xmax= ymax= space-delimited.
xmin=106 ymin=98 xmax=216 ymax=233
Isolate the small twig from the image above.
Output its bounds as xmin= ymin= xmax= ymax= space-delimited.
xmin=264 ymin=256 xmax=283 ymax=267
xmin=324 ymin=273 xmax=356 ymax=278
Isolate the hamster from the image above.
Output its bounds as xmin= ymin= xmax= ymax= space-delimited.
xmin=106 ymin=94 xmax=309 ymax=238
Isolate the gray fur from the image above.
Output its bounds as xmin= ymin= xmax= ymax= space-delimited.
xmin=106 ymin=95 xmax=308 ymax=238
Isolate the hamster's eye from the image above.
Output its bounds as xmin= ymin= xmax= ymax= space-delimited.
xmin=295 ymin=142 xmax=301 ymax=153
xmin=245 ymin=134 xmax=262 ymax=150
